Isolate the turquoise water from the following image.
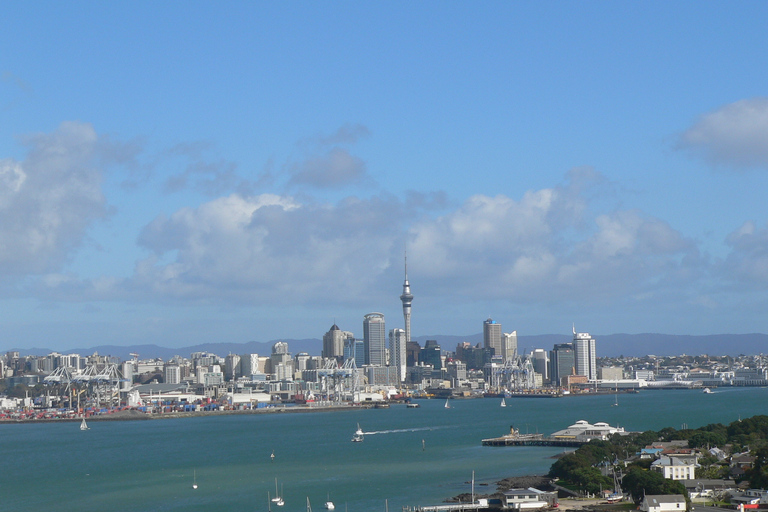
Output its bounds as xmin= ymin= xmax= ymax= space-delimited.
xmin=1 ymin=387 xmax=765 ymax=512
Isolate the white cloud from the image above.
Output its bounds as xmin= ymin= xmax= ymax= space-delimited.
xmin=679 ymin=98 xmax=768 ymax=169
xmin=114 ymin=170 xmax=701 ymax=311
xmin=721 ymin=221 xmax=768 ymax=286
xmin=288 ymin=147 xmax=368 ymax=188
xmin=0 ymin=121 xmax=108 ymax=275
xmin=133 ymin=193 xmax=407 ymax=304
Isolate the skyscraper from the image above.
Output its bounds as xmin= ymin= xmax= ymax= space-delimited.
xmin=502 ymin=331 xmax=518 ymax=361
xmin=389 ymin=328 xmax=406 ymax=382
xmin=400 ymin=253 xmax=414 ymax=343
xmin=322 ymin=324 xmax=352 ymax=360
xmin=483 ymin=317 xmax=502 ymax=356
xmin=573 ymin=327 xmax=597 ymax=380
xmin=532 ymin=348 xmax=549 ymax=382
xmin=550 ymin=343 xmax=575 ymax=386
xmin=363 ymin=313 xmax=386 ymax=366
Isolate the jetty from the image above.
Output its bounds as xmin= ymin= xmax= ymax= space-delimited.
xmin=481 ymin=433 xmax=585 ymax=447
xmin=482 ymin=420 xmax=627 ymax=447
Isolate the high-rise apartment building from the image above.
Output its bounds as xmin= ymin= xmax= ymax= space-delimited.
xmin=483 ymin=317 xmax=502 ymax=356
xmin=389 ymin=328 xmax=407 ymax=382
xmin=363 ymin=313 xmax=386 ymax=366
xmin=573 ymin=327 xmax=597 ymax=380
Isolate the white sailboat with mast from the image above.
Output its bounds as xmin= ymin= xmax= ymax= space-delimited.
xmin=271 ymin=478 xmax=284 ymax=506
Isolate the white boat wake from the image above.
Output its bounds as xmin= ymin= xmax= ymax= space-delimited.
xmin=361 ymin=426 xmax=448 ymax=435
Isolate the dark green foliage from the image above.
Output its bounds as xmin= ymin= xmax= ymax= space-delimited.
xmin=746 ymin=445 xmax=768 ymax=489
xmin=548 ymin=415 xmax=768 ymax=502
xmin=622 ymin=467 xmax=686 ymax=503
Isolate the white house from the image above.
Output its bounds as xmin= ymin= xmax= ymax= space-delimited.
xmin=640 ymin=494 xmax=687 ymax=512
xmin=502 ymin=488 xmax=558 ymax=510
xmin=651 ymin=456 xmax=697 ymax=481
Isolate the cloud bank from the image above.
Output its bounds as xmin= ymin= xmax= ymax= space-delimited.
xmin=679 ymin=98 xmax=768 ymax=169
xmin=0 ymin=121 xmax=107 ymax=276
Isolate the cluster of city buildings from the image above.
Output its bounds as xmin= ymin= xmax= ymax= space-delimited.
xmin=3 ymin=258 xmax=768 ymax=413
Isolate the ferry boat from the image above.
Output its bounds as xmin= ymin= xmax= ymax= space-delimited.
xmin=351 ymin=423 xmax=364 ymax=442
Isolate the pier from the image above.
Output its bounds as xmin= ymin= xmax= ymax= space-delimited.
xmin=410 ymin=505 xmax=485 ymax=511
xmin=481 ymin=434 xmax=586 ymax=447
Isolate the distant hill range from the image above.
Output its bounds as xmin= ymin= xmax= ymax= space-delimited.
xmin=6 ymin=333 xmax=768 ymax=360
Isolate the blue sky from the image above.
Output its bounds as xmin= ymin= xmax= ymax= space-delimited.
xmin=3 ymin=2 xmax=768 ymax=351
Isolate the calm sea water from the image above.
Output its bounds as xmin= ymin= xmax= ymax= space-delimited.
xmin=1 ymin=387 xmax=765 ymax=512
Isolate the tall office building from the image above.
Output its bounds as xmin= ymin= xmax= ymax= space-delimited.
xmin=343 ymin=337 xmax=365 ymax=364
xmin=483 ymin=317 xmax=502 ymax=356
xmin=532 ymin=348 xmax=549 ymax=382
xmin=363 ymin=313 xmax=386 ymax=366
xmin=400 ymin=253 xmax=414 ymax=343
xmin=550 ymin=343 xmax=575 ymax=386
xmin=389 ymin=328 xmax=407 ymax=382
xmin=322 ymin=324 xmax=352 ymax=359
xmin=573 ymin=327 xmax=597 ymax=380
xmin=502 ymin=331 xmax=518 ymax=361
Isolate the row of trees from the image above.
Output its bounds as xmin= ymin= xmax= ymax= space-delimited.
xmin=548 ymin=415 xmax=768 ymax=502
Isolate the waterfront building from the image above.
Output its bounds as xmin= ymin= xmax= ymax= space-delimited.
xmin=550 ymin=343 xmax=574 ymax=386
xmin=550 ymin=420 xmax=625 ymax=441
xmin=573 ymin=328 xmax=597 ymax=381
xmin=599 ymin=366 xmax=624 ymax=380
xmin=389 ymin=328 xmax=407 ymax=383
xmin=363 ymin=313 xmax=386 ymax=366
xmin=502 ymin=331 xmax=518 ymax=361
xmin=483 ymin=317 xmax=502 ymax=356
xmin=399 ymin=253 xmax=414 ymax=343
xmin=365 ymin=365 xmax=399 ymax=386
xmin=322 ymin=324 xmax=352 ymax=360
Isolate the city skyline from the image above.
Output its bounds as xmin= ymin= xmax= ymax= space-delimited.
xmin=4 ymin=3 xmax=768 ymax=351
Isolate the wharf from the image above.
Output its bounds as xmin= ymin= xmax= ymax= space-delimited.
xmin=411 ymin=505 xmax=485 ymax=511
xmin=481 ymin=434 xmax=586 ymax=447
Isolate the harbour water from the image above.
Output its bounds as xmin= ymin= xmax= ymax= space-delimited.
xmin=2 ymin=387 xmax=766 ymax=512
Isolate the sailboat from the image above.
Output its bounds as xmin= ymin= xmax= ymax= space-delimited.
xmin=351 ymin=423 xmax=364 ymax=442
xmin=80 ymin=417 xmax=89 ymax=430
xmin=271 ymin=478 xmax=284 ymax=506
xmin=444 ymin=398 xmax=450 ymax=409
xmin=192 ymin=469 xmax=198 ymax=490
xmin=307 ymin=497 xmax=312 ymax=512
xmin=324 ymin=492 xmax=335 ymax=510
xmin=500 ymin=398 xmax=506 ymax=407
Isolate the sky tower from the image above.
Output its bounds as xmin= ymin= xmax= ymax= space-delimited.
xmin=400 ymin=252 xmax=414 ymax=343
